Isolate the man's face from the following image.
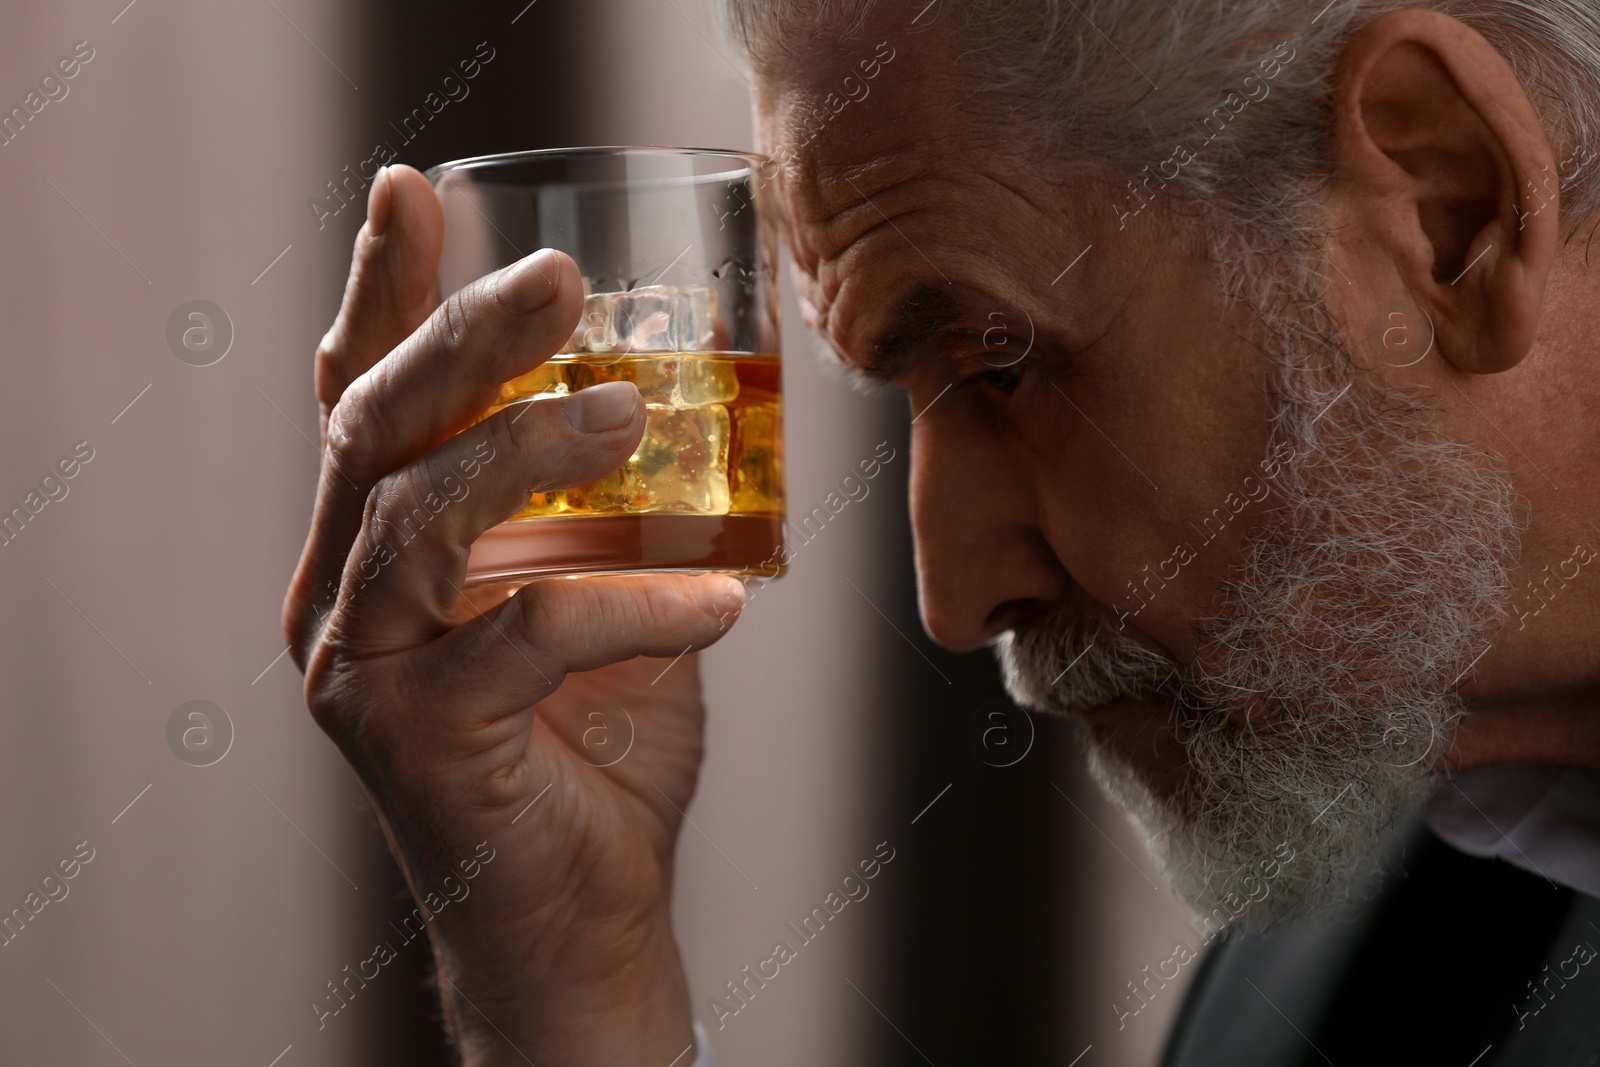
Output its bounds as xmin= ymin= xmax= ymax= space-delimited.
xmin=756 ymin=26 xmax=1521 ymax=922
xmin=757 ymin=32 xmax=1277 ymax=677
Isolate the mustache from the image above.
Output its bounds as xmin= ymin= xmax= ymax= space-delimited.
xmin=996 ymin=609 xmax=1183 ymax=718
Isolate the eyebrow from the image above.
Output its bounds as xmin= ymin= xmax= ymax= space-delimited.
xmin=858 ymin=282 xmax=967 ymax=382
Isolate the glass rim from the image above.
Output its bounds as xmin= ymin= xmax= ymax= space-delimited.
xmin=425 ymin=145 xmax=769 ymax=185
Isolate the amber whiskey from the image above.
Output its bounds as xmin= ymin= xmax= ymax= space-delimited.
xmin=465 ymin=351 xmax=787 ymax=587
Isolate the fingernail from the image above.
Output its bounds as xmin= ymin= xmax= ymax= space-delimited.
xmin=367 ymin=166 xmax=393 ymax=237
xmin=498 ymin=248 xmax=563 ymax=314
xmin=564 ymin=380 xmax=639 ymax=434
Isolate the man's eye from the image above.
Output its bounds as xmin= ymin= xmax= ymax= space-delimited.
xmin=977 ymin=361 xmax=1024 ymax=394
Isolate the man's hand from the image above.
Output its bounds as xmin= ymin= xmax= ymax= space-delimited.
xmin=282 ymin=164 xmax=742 ymax=1065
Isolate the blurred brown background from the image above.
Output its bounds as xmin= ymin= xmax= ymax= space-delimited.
xmin=0 ymin=1 xmax=1194 ymax=1064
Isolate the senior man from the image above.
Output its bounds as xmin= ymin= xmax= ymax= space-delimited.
xmin=284 ymin=0 xmax=1600 ymax=1063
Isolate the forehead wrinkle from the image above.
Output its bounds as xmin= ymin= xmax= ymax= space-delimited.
xmin=762 ymin=63 xmax=1038 ymax=377
xmin=801 ymin=144 xmax=921 ymax=215
xmin=788 ymin=155 xmax=930 ymax=264
xmin=786 ymin=165 xmax=958 ymax=365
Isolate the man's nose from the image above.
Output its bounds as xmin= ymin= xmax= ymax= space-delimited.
xmin=908 ymin=418 xmax=1072 ymax=652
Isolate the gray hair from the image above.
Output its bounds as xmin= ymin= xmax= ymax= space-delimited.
xmin=715 ymin=0 xmax=1600 ymax=268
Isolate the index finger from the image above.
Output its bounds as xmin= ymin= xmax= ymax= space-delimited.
xmin=314 ymin=164 xmax=444 ymax=434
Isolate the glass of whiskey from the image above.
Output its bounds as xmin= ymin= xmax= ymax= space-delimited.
xmin=426 ymin=147 xmax=785 ymax=593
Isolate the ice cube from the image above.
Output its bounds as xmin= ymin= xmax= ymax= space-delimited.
xmin=680 ymin=286 xmax=717 ymax=350
xmin=672 ymin=356 xmax=739 ymax=406
xmin=621 ymin=355 xmax=739 ymax=408
xmin=627 ymin=402 xmax=731 ymax=513
xmin=729 ymin=398 xmax=783 ymax=513
xmin=563 ymin=403 xmax=731 ymax=514
xmin=567 ymin=285 xmax=719 ymax=354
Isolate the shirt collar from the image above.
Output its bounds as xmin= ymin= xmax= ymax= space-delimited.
xmin=1424 ymin=763 xmax=1600 ymax=899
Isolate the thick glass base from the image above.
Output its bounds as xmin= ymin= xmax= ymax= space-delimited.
xmin=464 ymin=513 xmax=788 ymax=592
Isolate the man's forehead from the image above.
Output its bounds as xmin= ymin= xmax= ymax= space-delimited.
xmin=771 ymin=146 xmax=928 ymax=242
xmin=752 ymin=27 xmax=967 ymax=226
xmin=747 ymin=26 xmax=1104 ymax=377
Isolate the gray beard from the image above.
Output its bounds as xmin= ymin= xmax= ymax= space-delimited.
xmin=996 ymin=353 xmax=1521 ymax=929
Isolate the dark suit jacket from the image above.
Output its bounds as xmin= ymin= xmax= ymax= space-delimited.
xmin=1162 ymin=829 xmax=1600 ymax=1066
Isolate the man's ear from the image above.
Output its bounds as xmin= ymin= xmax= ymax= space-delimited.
xmin=1330 ymin=9 xmax=1559 ymax=374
